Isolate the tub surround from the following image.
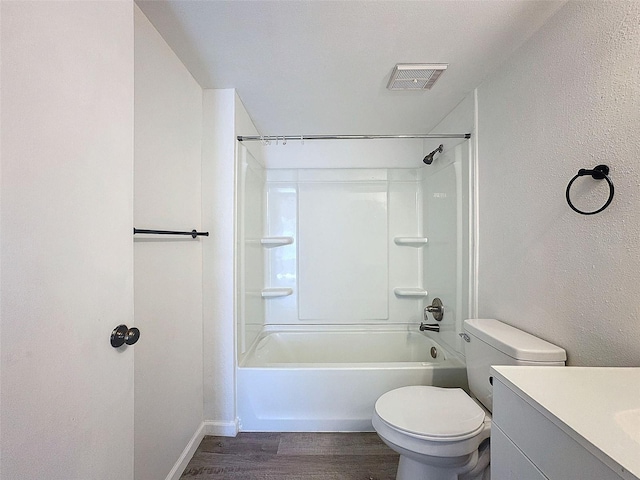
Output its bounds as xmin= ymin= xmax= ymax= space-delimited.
xmin=237 ymin=155 xmax=470 ymax=354
xmin=491 ymin=366 xmax=640 ymax=480
xmin=260 ymin=167 xmax=432 ymax=327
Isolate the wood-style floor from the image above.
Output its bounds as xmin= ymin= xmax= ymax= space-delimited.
xmin=180 ymin=432 xmax=399 ymax=480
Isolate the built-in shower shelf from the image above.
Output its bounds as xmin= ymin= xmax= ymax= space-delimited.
xmin=261 ymin=288 xmax=293 ymax=298
xmin=393 ymin=288 xmax=428 ymax=297
xmin=260 ymin=237 xmax=294 ymax=247
xmin=393 ymin=237 xmax=428 ymax=247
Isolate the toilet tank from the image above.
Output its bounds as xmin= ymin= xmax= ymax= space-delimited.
xmin=463 ymin=319 xmax=566 ymax=411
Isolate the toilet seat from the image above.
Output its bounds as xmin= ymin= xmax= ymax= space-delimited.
xmin=374 ymin=386 xmax=486 ymax=442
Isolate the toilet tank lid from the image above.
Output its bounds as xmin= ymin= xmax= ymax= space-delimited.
xmin=464 ymin=319 xmax=567 ymax=362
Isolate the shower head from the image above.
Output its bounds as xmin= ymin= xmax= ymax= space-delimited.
xmin=423 ymin=144 xmax=443 ymax=165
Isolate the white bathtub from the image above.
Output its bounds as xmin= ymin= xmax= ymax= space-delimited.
xmin=237 ymin=326 xmax=468 ymax=432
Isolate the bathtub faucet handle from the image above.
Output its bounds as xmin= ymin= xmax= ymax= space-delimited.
xmin=424 ymin=298 xmax=444 ymax=322
xmin=419 ymin=322 xmax=440 ymax=333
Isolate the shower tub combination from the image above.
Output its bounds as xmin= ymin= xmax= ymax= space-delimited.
xmin=235 ymin=140 xmax=473 ymax=432
xmin=237 ymin=325 xmax=467 ymax=432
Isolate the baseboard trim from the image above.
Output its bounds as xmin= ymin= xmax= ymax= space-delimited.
xmin=203 ymin=418 xmax=240 ymax=437
xmin=165 ymin=422 xmax=206 ymax=480
xmin=164 ymin=419 xmax=239 ymax=480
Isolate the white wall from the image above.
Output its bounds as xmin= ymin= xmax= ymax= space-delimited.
xmin=133 ymin=6 xmax=203 ymax=478
xmin=1 ymin=1 xmax=135 ymax=478
xmin=202 ymin=91 xmax=259 ymax=434
xmin=202 ymin=89 xmax=235 ymax=435
xmin=477 ymin=1 xmax=640 ymax=366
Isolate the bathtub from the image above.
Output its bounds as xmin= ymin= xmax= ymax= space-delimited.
xmin=237 ymin=325 xmax=468 ymax=432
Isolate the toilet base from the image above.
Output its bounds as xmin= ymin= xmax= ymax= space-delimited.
xmin=393 ymin=439 xmax=490 ymax=480
xmin=395 ymin=452 xmax=483 ymax=480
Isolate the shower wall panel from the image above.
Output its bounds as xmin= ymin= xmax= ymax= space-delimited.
xmin=237 ymin=147 xmax=266 ymax=353
xmin=298 ymin=181 xmax=388 ymax=321
xmin=387 ymin=168 xmax=424 ymax=323
xmin=264 ymin=176 xmax=297 ymax=324
xmin=421 ymin=143 xmax=469 ymax=355
xmin=263 ymin=168 xmax=426 ymax=325
xmin=237 ymin=137 xmax=472 ymax=357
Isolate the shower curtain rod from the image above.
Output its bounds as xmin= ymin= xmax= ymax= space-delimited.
xmin=237 ymin=133 xmax=471 ymax=142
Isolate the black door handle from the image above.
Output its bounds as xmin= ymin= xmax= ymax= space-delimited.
xmin=111 ymin=324 xmax=140 ymax=348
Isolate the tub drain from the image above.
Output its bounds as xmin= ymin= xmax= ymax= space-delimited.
xmin=430 ymin=347 xmax=438 ymax=359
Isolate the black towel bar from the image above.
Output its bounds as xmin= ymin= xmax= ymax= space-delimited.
xmin=133 ymin=228 xmax=209 ymax=238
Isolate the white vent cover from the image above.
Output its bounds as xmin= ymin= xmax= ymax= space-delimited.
xmin=387 ymin=64 xmax=448 ymax=90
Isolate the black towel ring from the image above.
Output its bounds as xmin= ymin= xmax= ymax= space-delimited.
xmin=565 ymin=164 xmax=614 ymax=215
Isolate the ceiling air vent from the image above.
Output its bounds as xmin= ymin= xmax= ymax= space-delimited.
xmin=387 ymin=64 xmax=448 ymax=90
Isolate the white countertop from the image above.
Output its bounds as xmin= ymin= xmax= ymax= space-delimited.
xmin=491 ymin=366 xmax=640 ymax=480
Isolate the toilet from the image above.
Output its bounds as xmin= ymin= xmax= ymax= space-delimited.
xmin=372 ymin=318 xmax=566 ymax=480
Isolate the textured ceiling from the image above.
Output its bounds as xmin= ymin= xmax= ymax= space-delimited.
xmin=136 ymin=0 xmax=565 ymax=136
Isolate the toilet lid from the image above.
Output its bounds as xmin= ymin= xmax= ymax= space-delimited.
xmin=375 ymin=386 xmax=486 ymax=439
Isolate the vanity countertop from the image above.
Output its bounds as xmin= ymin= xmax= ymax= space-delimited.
xmin=491 ymin=366 xmax=640 ymax=480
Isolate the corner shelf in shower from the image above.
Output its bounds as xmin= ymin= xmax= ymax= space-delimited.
xmin=261 ymin=288 xmax=293 ymax=298
xmin=260 ymin=236 xmax=294 ymax=247
xmin=393 ymin=288 xmax=428 ymax=297
xmin=393 ymin=237 xmax=428 ymax=247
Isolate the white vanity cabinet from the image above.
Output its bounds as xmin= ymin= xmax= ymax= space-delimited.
xmin=490 ymin=366 xmax=640 ymax=480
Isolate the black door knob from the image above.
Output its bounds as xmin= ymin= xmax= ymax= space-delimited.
xmin=111 ymin=324 xmax=140 ymax=348
xmin=125 ymin=327 xmax=140 ymax=345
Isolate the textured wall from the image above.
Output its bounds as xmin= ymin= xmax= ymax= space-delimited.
xmin=133 ymin=6 xmax=203 ymax=479
xmin=477 ymin=1 xmax=640 ymax=366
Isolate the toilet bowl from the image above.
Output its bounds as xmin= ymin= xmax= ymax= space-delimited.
xmin=372 ymin=319 xmax=566 ymax=480
xmin=373 ymin=385 xmax=490 ymax=480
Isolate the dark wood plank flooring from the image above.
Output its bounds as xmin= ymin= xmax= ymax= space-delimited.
xmin=180 ymin=432 xmax=399 ymax=480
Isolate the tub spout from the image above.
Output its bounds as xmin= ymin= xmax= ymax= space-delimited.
xmin=419 ymin=323 xmax=440 ymax=332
